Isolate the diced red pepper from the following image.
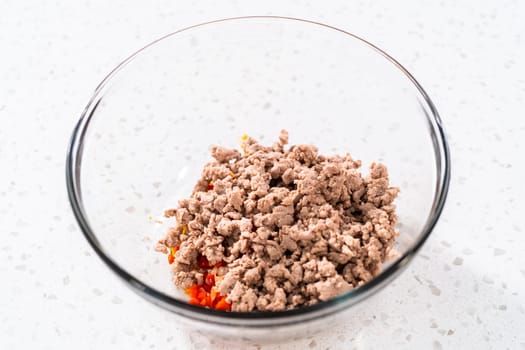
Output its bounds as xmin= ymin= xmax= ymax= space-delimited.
xmin=167 ymin=246 xmax=178 ymax=264
xmin=188 ymin=297 xmax=201 ymax=306
xmin=207 ymin=181 xmax=214 ymax=191
xmin=183 ymin=258 xmax=231 ymax=311
xmin=197 ymin=255 xmax=210 ymax=269
xmin=215 ymin=296 xmax=231 ymax=311
xmin=202 ymin=283 xmax=212 ymax=292
xmin=185 ymin=284 xmax=231 ymax=311
xmin=185 ymin=284 xmax=200 ymax=298
xmin=197 ymin=289 xmax=207 ymax=300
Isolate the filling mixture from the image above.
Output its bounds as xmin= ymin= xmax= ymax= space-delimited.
xmin=156 ymin=130 xmax=399 ymax=312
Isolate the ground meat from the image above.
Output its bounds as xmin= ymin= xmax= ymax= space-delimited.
xmin=158 ymin=130 xmax=399 ymax=311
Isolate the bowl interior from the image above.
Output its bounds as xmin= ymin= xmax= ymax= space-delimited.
xmin=70 ymin=17 xmax=447 ymax=321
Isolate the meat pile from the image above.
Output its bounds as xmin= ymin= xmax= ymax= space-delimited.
xmin=157 ymin=130 xmax=399 ymax=311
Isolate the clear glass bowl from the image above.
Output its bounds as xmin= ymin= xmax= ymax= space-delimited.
xmin=66 ymin=16 xmax=450 ymax=340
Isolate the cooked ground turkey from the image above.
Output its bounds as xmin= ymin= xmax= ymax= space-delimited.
xmin=157 ymin=130 xmax=399 ymax=311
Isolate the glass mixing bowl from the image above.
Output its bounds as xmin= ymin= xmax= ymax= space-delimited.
xmin=66 ymin=16 xmax=450 ymax=340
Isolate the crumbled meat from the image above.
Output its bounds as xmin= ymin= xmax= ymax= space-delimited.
xmin=210 ymin=146 xmax=241 ymax=163
xmin=159 ymin=130 xmax=399 ymax=311
xmin=314 ymin=275 xmax=352 ymax=301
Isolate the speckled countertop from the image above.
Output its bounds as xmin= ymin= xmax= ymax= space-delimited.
xmin=1 ymin=1 xmax=524 ymax=349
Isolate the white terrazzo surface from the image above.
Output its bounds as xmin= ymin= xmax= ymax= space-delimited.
xmin=1 ymin=1 xmax=524 ymax=349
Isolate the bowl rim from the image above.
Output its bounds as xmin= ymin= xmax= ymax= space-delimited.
xmin=66 ymin=15 xmax=451 ymax=327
